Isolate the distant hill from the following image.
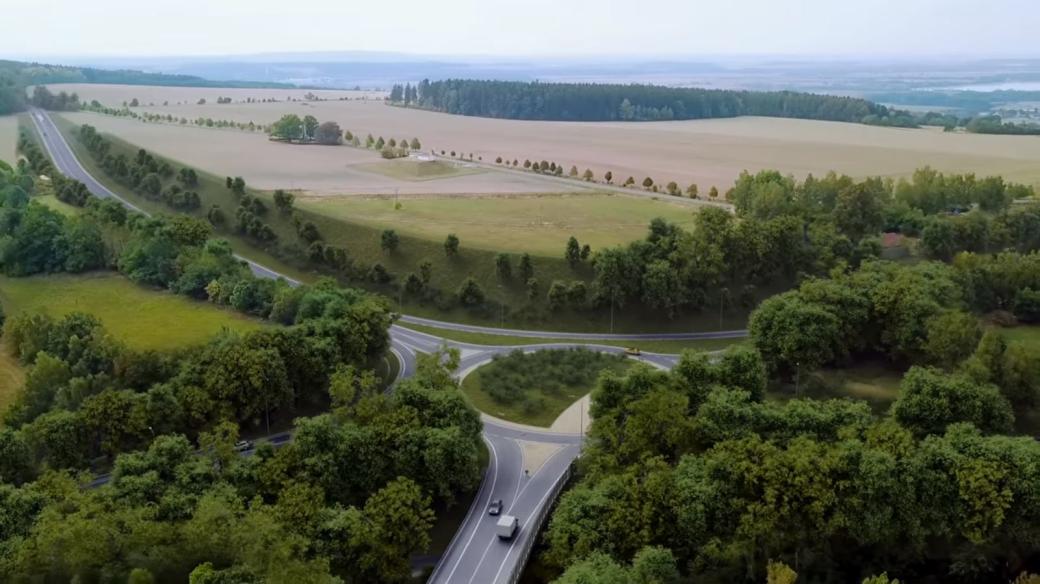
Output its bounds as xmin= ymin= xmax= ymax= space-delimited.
xmin=0 ymin=59 xmax=295 ymax=114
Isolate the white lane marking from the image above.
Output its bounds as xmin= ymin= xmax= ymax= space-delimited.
xmin=440 ymin=436 xmax=501 ymax=584
xmin=490 ymin=448 xmax=577 ymax=584
xmin=468 ymin=444 xmax=574 ymax=584
xmin=506 ymin=444 xmax=572 ymax=515
xmin=510 ymin=439 xmax=524 ymax=511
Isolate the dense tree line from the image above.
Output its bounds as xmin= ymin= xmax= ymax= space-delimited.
xmin=542 ymin=344 xmax=1040 ymax=583
xmin=395 ymin=79 xmax=900 ymax=124
xmin=0 ymin=348 xmax=480 ymax=582
xmin=0 ymin=152 xmax=485 ymax=581
xmin=964 ymin=115 xmax=1040 ymax=135
xmin=30 ymin=84 xmax=80 ymax=111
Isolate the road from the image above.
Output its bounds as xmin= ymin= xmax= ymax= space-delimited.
xmin=28 ymin=108 xmax=718 ymax=583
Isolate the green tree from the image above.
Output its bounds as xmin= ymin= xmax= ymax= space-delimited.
xmin=270 ymin=114 xmax=304 ymax=141
xmin=380 ymin=229 xmax=399 ymax=253
xmin=314 ymin=121 xmax=343 ymax=145
xmin=302 ymin=115 xmax=319 ymax=139
xmin=518 ymin=253 xmax=534 ymax=281
xmin=547 ymin=281 xmax=569 ymax=311
xmin=892 ymin=367 xmax=1013 ymax=436
xmin=923 ymin=310 xmax=981 ymax=369
xmin=457 ymin=278 xmax=485 ymax=306
xmin=444 ymin=233 xmax=460 ymax=256
xmin=749 ymin=292 xmax=844 ymax=376
xmin=353 ymin=477 xmax=435 ymax=583
xmin=565 ymin=236 xmax=581 ymax=266
xmin=834 ymin=181 xmax=885 ymax=241
xmin=495 ymin=253 xmax=512 ymax=279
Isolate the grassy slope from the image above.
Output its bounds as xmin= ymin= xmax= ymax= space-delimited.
xmin=354 ymin=159 xmax=483 ymax=181
xmin=51 ymin=114 xmax=761 ymax=333
xmin=0 ymin=272 xmax=266 ymax=351
xmin=297 ymin=192 xmax=697 ymax=256
xmin=461 ymin=356 xmax=632 ymax=427
xmin=1000 ymin=325 xmax=1040 ymax=348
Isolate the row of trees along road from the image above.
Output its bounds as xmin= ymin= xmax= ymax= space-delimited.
xmin=0 ymin=145 xmax=484 ymax=583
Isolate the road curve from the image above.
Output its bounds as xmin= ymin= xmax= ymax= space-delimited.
xmin=28 ymin=108 xmax=701 ymax=583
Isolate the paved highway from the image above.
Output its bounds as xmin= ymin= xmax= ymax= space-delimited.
xmin=29 ymin=108 xmax=713 ymax=583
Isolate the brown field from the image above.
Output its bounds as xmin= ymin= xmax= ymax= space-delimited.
xmin=0 ymin=115 xmax=18 ymax=164
xmin=56 ymin=111 xmax=577 ymax=196
xmin=52 ymin=84 xmax=384 ymax=106
xmin=51 ymin=83 xmax=1040 ymax=191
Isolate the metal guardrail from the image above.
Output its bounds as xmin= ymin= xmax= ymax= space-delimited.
xmin=505 ymin=463 xmax=574 ymax=584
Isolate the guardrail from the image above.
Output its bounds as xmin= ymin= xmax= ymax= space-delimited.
xmin=505 ymin=462 xmax=574 ymax=584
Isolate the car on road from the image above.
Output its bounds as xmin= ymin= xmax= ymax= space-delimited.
xmin=496 ymin=515 xmax=519 ymax=540
xmin=487 ymin=499 xmax=503 ymax=515
xmin=234 ymin=440 xmax=254 ymax=452
xmin=624 ymin=347 xmax=642 ymax=356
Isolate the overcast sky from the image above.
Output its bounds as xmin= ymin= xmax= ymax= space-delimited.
xmin=5 ymin=0 xmax=1038 ymax=59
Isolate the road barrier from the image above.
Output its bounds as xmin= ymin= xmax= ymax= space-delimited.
xmin=505 ymin=462 xmax=574 ymax=584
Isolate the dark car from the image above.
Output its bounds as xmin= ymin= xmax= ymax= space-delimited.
xmin=488 ymin=499 xmax=503 ymax=516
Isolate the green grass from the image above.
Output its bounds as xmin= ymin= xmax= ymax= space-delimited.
xmin=460 ymin=352 xmax=632 ymax=427
xmin=35 ymin=194 xmax=82 ymax=217
xmin=356 ymin=158 xmax=483 ymax=181
xmin=49 ymin=114 xmax=764 ymax=334
xmin=769 ymin=361 xmax=904 ymax=413
xmin=297 ymin=192 xmax=697 ymax=256
xmin=999 ymin=325 xmax=1040 ymax=349
xmin=0 ymin=272 xmax=266 ymax=351
xmin=402 ymin=322 xmax=741 ymax=354
xmin=0 ymin=340 xmax=25 ymax=418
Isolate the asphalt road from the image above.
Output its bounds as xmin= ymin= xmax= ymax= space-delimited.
xmin=29 ymin=108 xmax=707 ymax=583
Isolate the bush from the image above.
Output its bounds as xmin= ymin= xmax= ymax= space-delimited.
xmin=477 ymin=348 xmax=627 ymax=405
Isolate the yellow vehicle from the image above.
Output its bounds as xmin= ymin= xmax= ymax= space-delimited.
xmin=624 ymin=347 xmax=642 ymax=356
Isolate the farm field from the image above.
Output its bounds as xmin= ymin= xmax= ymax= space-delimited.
xmin=0 ymin=272 xmax=266 ymax=351
xmin=55 ymin=112 xmax=577 ymax=196
xmin=0 ymin=115 xmax=18 ymax=164
xmin=297 ymin=192 xmax=697 ymax=255
xmin=51 ymin=84 xmax=383 ymax=106
xmin=49 ymin=114 xmax=754 ymax=333
xmin=51 ymin=83 xmax=1040 ymax=191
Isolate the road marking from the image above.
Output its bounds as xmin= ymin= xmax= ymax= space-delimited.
xmin=467 ymin=445 xmax=575 ymax=584
xmin=510 ymin=438 xmax=524 ymax=509
xmin=490 ymin=449 xmax=577 ymax=584
xmin=505 ymin=444 xmax=571 ymax=515
xmin=439 ymin=436 xmax=501 ymax=584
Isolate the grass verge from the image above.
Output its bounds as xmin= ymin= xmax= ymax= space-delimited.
xmin=402 ymin=322 xmax=742 ymax=354
xmin=0 ymin=272 xmax=266 ymax=351
xmin=355 ymin=158 xmax=483 ymax=181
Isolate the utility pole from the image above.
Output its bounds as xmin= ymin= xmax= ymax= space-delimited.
xmin=719 ymin=289 xmax=726 ymax=330
xmin=609 ymin=289 xmax=615 ymax=334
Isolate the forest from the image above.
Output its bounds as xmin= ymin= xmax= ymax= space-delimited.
xmin=0 ymin=128 xmax=487 ymax=582
xmin=392 ymin=79 xmax=911 ymax=125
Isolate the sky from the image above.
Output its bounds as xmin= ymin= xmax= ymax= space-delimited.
xmin=5 ymin=0 xmax=1038 ymax=59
